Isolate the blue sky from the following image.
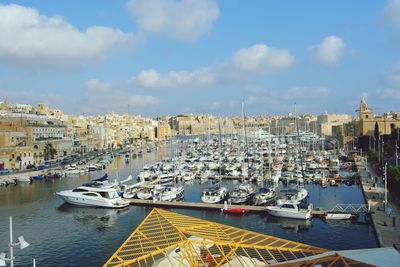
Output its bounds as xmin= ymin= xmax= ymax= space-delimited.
xmin=0 ymin=0 xmax=399 ymax=116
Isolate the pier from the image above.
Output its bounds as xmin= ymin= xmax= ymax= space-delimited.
xmin=123 ymin=198 xmax=360 ymax=218
xmin=124 ymin=198 xmax=266 ymax=213
xmin=357 ymin=157 xmax=400 ymax=249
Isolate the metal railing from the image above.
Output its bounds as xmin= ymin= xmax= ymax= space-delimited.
xmin=330 ymin=203 xmax=369 ymax=213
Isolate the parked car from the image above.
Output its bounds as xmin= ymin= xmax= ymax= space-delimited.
xmin=26 ymin=164 xmax=36 ymax=169
xmin=36 ymin=165 xmax=46 ymax=170
xmin=0 ymin=169 xmax=11 ymax=174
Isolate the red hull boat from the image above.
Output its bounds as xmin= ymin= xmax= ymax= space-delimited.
xmin=223 ymin=208 xmax=249 ymax=215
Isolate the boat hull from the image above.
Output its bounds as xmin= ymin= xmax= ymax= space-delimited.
xmin=266 ymin=207 xmax=311 ymax=220
xmin=56 ymin=192 xmax=129 ymax=208
xmin=223 ymin=208 xmax=249 ymax=215
xmin=325 ymin=213 xmax=352 ymax=220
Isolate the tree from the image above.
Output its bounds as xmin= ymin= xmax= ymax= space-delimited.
xmin=44 ymin=142 xmax=57 ymax=160
xmin=374 ymin=122 xmax=379 ymax=150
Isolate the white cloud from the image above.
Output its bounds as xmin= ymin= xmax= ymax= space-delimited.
xmin=310 ymin=36 xmax=345 ymax=65
xmin=378 ymin=89 xmax=400 ymax=100
xmin=232 ymin=44 xmax=295 ymax=72
xmin=384 ymin=62 xmax=400 ymax=88
xmin=0 ymin=4 xmax=135 ymax=67
xmin=246 ymin=86 xmax=331 ymax=113
xmin=281 ymin=86 xmax=331 ymax=99
xmin=378 ymin=62 xmax=400 ymax=100
xmin=384 ymin=0 xmax=400 ymax=28
xmin=127 ymin=0 xmax=219 ymax=41
xmin=131 ymin=68 xmax=215 ymax=88
xmin=84 ymin=79 xmax=159 ymax=114
xmin=130 ymin=43 xmax=295 ymax=89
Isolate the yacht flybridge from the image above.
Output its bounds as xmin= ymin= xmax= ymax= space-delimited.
xmin=56 ymin=186 xmax=130 ymax=208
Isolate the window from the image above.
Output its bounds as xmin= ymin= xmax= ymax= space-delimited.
xmin=72 ymin=188 xmax=88 ymax=192
xmin=83 ymin=192 xmax=98 ymax=197
xmin=11 ymin=154 xmax=14 ymax=159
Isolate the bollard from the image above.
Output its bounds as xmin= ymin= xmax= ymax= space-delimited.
xmin=393 ymin=216 xmax=396 ymax=227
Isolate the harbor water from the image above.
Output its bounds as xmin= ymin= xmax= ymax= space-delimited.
xmin=0 ymin=146 xmax=378 ymax=266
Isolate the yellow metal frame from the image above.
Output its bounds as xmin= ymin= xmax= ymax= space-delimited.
xmin=270 ymin=253 xmax=377 ymax=267
xmin=104 ymin=208 xmax=327 ymax=267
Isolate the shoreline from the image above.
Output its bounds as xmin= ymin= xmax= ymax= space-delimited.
xmin=357 ymin=156 xmax=400 ymax=250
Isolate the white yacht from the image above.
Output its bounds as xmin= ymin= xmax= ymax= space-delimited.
xmin=136 ymin=187 xmax=154 ymax=200
xmin=182 ymin=172 xmax=194 ymax=181
xmin=253 ymin=187 xmax=276 ymax=206
xmin=16 ymin=176 xmax=31 ymax=184
xmin=153 ymin=185 xmax=184 ymax=201
xmin=56 ymin=186 xmax=130 ymax=208
xmin=201 ymin=186 xmax=228 ymax=204
xmin=279 ymin=188 xmax=308 ymax=203
xmin=266 ymin=200 xmax=312 ymax=220
xmin=228 ymin=182 xmax=255 ymax=204
xmin=65 ymin=166 xmax=80 ymax=176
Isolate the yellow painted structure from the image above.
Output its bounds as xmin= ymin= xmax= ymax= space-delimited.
xmin=104 ymin=208 xmax=327 ymax=267
xmin=270 ymin=253 xmax=376 ymax=266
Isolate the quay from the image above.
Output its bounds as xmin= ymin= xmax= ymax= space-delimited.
xmin=357 ymin=157 xmax=400 ymax=249
xmin=124 ymin=198 xmax=334 ymax=217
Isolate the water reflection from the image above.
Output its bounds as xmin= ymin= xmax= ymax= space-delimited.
xmin=266 ymin=216 xmax=311 ymax=232
xmin=57 ymin=203 xmax=130 ymax=229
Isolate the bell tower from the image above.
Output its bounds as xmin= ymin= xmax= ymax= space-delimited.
xmin=359 ymin=96 xmax=373 ymax=120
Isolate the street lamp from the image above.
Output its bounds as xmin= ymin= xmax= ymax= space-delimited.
xmin=384 ymin=162 xmax=388 ymax=212
xmin=0 ymin=217 xmax=30 ymax=267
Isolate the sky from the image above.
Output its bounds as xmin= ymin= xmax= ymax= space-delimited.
xmin=0 ymin=0 xmax=400 ymax=117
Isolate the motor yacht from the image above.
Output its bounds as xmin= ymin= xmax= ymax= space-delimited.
xmin=266 ymin=200 xmax=312 ymax=220
xmin=56 ymin=186 xmax=129 ymax=208
xmin=228 ymin=182 xmax=255 ymax=204
xmin=153 ymin=185 xmax=184 ymax=201
xmin=201 ymin=186 xmax=228 ymax=204
xmin=279 ymin=188 xmax=308 ymax=203
xmin=136 ymin=187 xmax=154 ymax=200
xmin=253 ymin=187 xmax=276 ymax=206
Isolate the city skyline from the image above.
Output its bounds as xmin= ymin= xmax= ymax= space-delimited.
xmin=0 ymin=0 xmax=399 ymax=116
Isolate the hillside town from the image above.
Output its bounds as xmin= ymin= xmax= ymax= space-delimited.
xmin=1 ymin=97 xmax=399 ymax=172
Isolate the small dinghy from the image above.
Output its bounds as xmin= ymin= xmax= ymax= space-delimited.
xmin=223 ymin=207 xmax=249 ymax=215
xmin=325 ymin=212 xmax=352 ymax=220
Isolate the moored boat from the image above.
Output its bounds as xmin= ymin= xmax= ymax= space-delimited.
xmin=228 ymin=182 xmax=255 ymax=204
xmin=253 ymin=187 xmax=276 ymax=206
xmin=153 ymin=185 xmax=184 ymax=201
xmin=266 ymin=200 xmax=312 ymax=220
xmin=16 ymin=176 xmax=31 ymax=184
xmin=223 ymin=207 xmax=249 ymax=215
xmin=56 ymin=186 xmax=130 ymax=208
xmin=201 ymin=186 xmax=228 ymax=204
xmin=325 ymin=212 xmax=352 ymax=220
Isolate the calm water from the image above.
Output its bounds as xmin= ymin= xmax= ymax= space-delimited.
xmin=0 ymin=147 xmax=378 ymax=267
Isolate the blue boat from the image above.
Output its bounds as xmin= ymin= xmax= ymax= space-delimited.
xmin=32 ymin=175 xmax=44 ymax=180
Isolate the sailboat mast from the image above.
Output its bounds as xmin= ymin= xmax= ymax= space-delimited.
xmin=242 ymin=102 xmax=250 ymax=181
xmin=294 ymin=103 xmax=305 ymax=177
xmin=218 ymin=119 xmax=223 ymax=180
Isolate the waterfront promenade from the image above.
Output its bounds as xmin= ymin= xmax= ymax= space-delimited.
xmin=357 ymin=157 xmax=400 ymax=249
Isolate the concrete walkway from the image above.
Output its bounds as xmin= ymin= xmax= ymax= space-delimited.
xmin=357 ymin=157 xmax=400 ymax=250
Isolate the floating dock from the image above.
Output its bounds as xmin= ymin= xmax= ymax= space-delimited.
xmin=124 ymin=198 xmax=330 ymax=217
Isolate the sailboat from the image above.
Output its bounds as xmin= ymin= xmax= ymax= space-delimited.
xmin=201 ymin=119 xmax=228 ymax=204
